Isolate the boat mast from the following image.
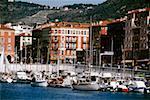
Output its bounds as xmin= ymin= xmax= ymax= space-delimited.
xmin=122 ymin=44 xmax=125 ymax=78
xmin=89 ymin=16 xmax=93 ymax=66
xmin=110 ymin=36 xmax=113 ymax=73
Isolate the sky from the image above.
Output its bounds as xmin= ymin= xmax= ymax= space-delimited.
xmin=16 ymin=0 xmax=106 ymax=7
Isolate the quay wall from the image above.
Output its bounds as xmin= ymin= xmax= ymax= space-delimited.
xmin=0 ymin=64 xmax=149 ymax=77
xmin=0 ymin=64 xmax=75 ymax=74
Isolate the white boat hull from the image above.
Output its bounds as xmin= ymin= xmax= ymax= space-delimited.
xmin=129 ymin=87 xmax=147 ymax=93
xmin=71 ymin=83 xmax=100 ymax=91
xmin=31 ymin=81 xmax=48 ymax=87
xmin=7 ymin=78 xmax=13 ymax=83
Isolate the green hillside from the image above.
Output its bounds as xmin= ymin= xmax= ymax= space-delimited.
xmin=0 ymin=1 xmax=46 ymax=23
xmin=47 ymin=0 xmax=150 ymax=22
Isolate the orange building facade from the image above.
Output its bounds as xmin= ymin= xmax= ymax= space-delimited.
xmin=49 ymin=22 xmax=90 ymax=64
xmin=0 ymin=24 xmax=15 ymax=62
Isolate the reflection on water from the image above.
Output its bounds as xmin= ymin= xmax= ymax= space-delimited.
xmin=0 ymin=83 xmax=150 ymax=100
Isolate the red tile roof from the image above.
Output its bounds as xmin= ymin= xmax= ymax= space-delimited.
xmin=128 ymin=8 xmax=150 ymax=14
xmin=0 ymin=24 xmax=14 ymax=31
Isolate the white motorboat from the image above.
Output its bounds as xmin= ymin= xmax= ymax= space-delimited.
xmin=71 ymin=78 xmax=100 ymax=91
xmin=106 ymin=80 xmax=128 ymax=92
xmin=128 ymin=81 xmax=149 ymax=93
xmin=14 ymin=71 xmax=31 ymax=84
xmin=6 ymin=77 xmax=13 ymax=83
xmin=61 ymin=76 xmax=72 ymax=88
xmin=106 ymin=80 xmax=119 ymax=91
xmin=0 ymin=74 xmax=13 ymax=83
xmin=31 ymin=79 xmax=48 ymax=87
xmin=31 ymin=72 xmax=48 ymax=87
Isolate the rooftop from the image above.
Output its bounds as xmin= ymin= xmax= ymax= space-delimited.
xmin=128 ymin=8 xmax=150 ymax=14
xmin=0 ymin=24 xmax=15 ymax=31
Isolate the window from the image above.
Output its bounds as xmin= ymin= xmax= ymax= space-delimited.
xmin=65 ymin=30 xmax=68 ymax=34
xmin=83 ymin=44 xmax=86 ymax=49
xmin=54 ymin=51 xmax=57 ymax=55
xmin=62 ymin=37 xmax=65 ymax=41
xmin=81 ymin=31 xmax=83 ymax=35
xmin=19 ymin=30 xmax=23 ymax=32
xmin=1 ymin=32 xmax=4 ymax=36
xmin=1 ymin=38 xmax=4 ymax=43
xmin=8 ymin=38 xmax=11 ymax=43
xmin=72 ymin=37 xmax=76 ymax=42
xmin=84 ymin=31 xmax=86 ymax=35
xmin=73 ymin=30 xmax=75 ymax=34
xmin=62 ymin=30 xmax=64 ymax=34
xmin=72 ymin=43 xmax=76 ymax=49
xmin=67 ymin=50 xmax=70 ymax=55
xmin=0 ymin=37 xmax=3 ymax=43
xmin=66 ymin=37 xmax=69 ymax=42
xmin=83 ymin=37 xmax=87 ymax=42
xmin=68 ymin=30 xmax=70 ymax=34
xmin=8 ymin=32 xmax=11 ymax=36
xmin=76 ymin=31 xmax=78 ymax=35
xmin=62 ymin=51 xmax=64 ymax=55
xmin=55 ymin=30 xmax=57 ymax=34
xmin=61 ymin=43 xmax=64 ymax=48
xmin=69 ymin=37 xmax=71 ymax=41
xmin=79 ymin=31 xmax=80 ymax=35
xmin=70 ymin=30 xmax=72 ymax=34
xmin=8 ymin=50 xmax=11 ymax=54
xmin=86 ymin=31 xmax=89 ymax=35
xmin=54 ymin=36 xmax=57 ymax=41
xmin=7 ymin=44 xmax=11 ymax=50
xmin=71 ymin=50 xmax=74 ymax=55
xmin=72 ymin=50 xmax=76 ymax=56
xmin=66 ymin=43 xmax=69 ymax=48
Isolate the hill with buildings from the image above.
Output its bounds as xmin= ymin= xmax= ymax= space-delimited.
xmin=0 ymin=0 xmax=149 ymax=24
xmin=47 ymin=0 xmax=149 ymax=22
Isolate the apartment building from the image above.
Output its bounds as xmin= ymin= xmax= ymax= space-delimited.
xmin=124 ymin=8 xmax=150 ymax=69
xmin=91 ymin=20 xmax=112 ymax=65
xmin=12 ymin=24 xmax=33 ymax=50
xmin=0 ymin=24 xmax=15 ymax=62
xmin=108 ymin=18 xmax=126 ymax=65
xmin=32 ymin=22 xmax=89 ymax=64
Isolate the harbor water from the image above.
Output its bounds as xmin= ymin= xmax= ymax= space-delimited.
xmin=0 ymin=83 xmax=150 ymax=100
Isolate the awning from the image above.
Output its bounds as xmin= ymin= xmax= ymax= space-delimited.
xmin=121 ymin=60 xmax=133 ymax=63
xmin=137 ymin=59 xmax=149 ymax=62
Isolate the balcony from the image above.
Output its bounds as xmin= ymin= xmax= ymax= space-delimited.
xmin=52 ymin=38 xmax=58 ymax=43
xmin=52 ymin=45 xmax=59 ymax=50
xmin=72 ymin=37 xmax=77 ymax=42
xmin=66 ymin=46 xmax=76 ymax=50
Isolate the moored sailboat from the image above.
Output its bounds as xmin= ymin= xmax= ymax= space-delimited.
xmin=71 ymin=77 xmax=100 ymax=91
